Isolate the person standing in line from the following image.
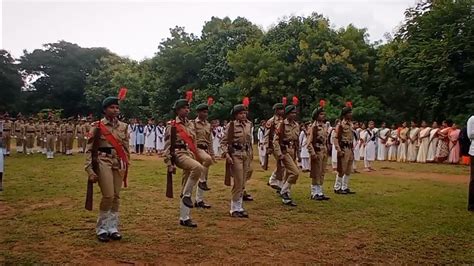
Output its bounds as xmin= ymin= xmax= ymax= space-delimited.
xmin=397 ymin=122 xmax=409 ymax=162
xmin=135 ymin=120 xmax=145 ymax=155
xmin=416 ymin=121 xmax=431 ymax=163
xmin=363 ymin=121 xmax=377 ymax=172
xmin=448 ymin=123 xmax=461 ymax=164
xmin=426 ymin=122 xmax=440 ymax=163
xmin=299 ymin=122 xmax=310 ymax=172
xmin=377 ymin=122 xmax=390 ymax=161
xmin=387 ymin=124 xmax=399 ymax=161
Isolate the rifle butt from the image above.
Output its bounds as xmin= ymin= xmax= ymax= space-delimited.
xmin=224 ymin=162 xmax=232 ymax=186
xmin=85 ymin=180 xmax=93 ymax=211
xmin=166 ymin=172 xmax=173 ymax=198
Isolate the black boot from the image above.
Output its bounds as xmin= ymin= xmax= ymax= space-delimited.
xmin=97 ymin=233 xmax=109 ymax=242
xmin=198 ymin=181 xmax=210 ymax=191
xmin=194 ymin=201 xmax=211 ymax=209
xmin=180 ymin=219 xmax=197 ymax=228
xmin=109 ymin=232 xmax=122 ymax=241
xmin=182 ymin=196 xmax=194 ymax=208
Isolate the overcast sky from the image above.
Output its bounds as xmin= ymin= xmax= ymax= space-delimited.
xmin=2 ymin=0 xmax=416 ymax=61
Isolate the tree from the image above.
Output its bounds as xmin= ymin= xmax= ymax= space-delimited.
xmin=0 ymin=50 xmax=23 ymax=112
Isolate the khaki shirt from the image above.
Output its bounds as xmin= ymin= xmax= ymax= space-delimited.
xmin=14 ymin=121 xmax=24 ymax=136
xmin=334 ymin=119 xmax=353 ymax=150
xmin=163 ymin=116 xmax=196 ymax=166
xmin=24 ymin=123 xmax=37 ymax=136
xmin=44 ymin=123 xmax=57 ymax=134
xmin=64 ymin=123 xmax=75 ymax=134
xmin=3 ymin=121 xmax=12 ymax=132
xmin=263 ymin=115 xmax=284 ymax=146
xmin=220 ymin=119 xmax=253 ymax=155
xmin=273 ymin=119 xmax=300 ymax=157
xmin=307 ymin=121 xmax=328 ymax=156
xmin=35 ymin=123 xmax=44 ymax=136
xmin=84 ymin=118 xmax=129 ymax=176
xmin=192 ymin=117 xmax=213 ymax=155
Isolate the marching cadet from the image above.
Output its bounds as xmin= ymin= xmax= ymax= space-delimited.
xmin=76 ymin=119 xmax=86 ymax=153
xmin=44 ymin=117 xmax=57 ymax=159
xmin=221 ymin=102 xmax=253 ymax=218
xmin=85 ymin=94 xmax=130 ymax=242
xmin=60 ymin=118 xmax=67 ymax=154
xmin=191 ymin=103 xmax=215 ymax=208
xmin=24 ymin=118 xmax=37 ymax=155
xmin=264 ymin=102 xmax=286 ymax=191
xmin=273 ymin=104 xmax=300 ymax=206
xmin=14 ymin=117 xmax=25 ymax=153
xmin=55 ymin=118 xmax=62 ymax=154
xmin=1 ymin=115 xmax=12 ymax=156
xmin=35 ymin=118 xmax=44 ymax=154
xmin=334 ymin=102 xmax=356 ymax=195
xmin=257 ymin=120 xmax=266 ymax=167
xmin=307 ymin=101 xmax=330 ymax=200
xmin=65 ymin=118 xmax=76 ymax=155
xmin=164 ymin=99 xmax=205 ymax=228
xmin=83 ymin=117 xmax=92 ymax=153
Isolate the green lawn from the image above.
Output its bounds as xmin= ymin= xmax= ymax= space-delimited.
xmin=0 ymin=152 xmax=473 ymax=264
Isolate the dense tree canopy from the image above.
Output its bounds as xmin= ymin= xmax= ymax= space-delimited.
xmin=2 ymin=0 xmax=472 ymax=124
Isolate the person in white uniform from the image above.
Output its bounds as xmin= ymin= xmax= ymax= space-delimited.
xmin=155 ymin=121 xmax=165 ymax=156
xmin=364 ymin=121 xmax=377 ymax=171
xmin=257 ymin=120 xmax=266 ymax=167
xmin=359 ymin=123 xmax=367 ymax=160
xmin=416 ymin=121 xmax=431 ymax=163
xmin=407 ymin=121 xmax=420 ymax=162
xmin=299 ymin=123 xmax=310 ymax=172
xmin=144 ymin=119 xmax=156 ymax=156
xmin=387 ymin=124 xmax=398 ymax=161
xmin=426 ymin=122 xmax=439 ymax=163
xmin=127 ymin=119 xmax=137 ymax=154
xmin=329 ymin=120 xmax=340 ymax=172
xmin=377 ymin=122 xmax=390 ymax=161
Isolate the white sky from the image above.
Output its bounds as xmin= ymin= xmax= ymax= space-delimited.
xmin=1 ymin=0 xmax=416 ymax=61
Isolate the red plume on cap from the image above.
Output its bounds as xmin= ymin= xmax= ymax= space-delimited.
xmin=207 ymin=96 xmax=214 ymax=106
xmin=282 ymin=97 xmax=287 ymax=106
xmin=118 ymin=87 xmax=128 ymax=101
xmin=319 ymin=99 xmax=326 ymax=108
xmin=345 ymin=101 xmax=352 ymax=108
xmin=292 ymin=96 xmax=299 ymax=106
xmin=242 ymin=97 xmax=250 ymax=107
xmin=186 ymin=90 xmax=193 ymax=103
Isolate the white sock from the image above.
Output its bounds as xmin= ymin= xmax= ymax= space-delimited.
xmin=179 ymin=201 xmax=190 ymax=221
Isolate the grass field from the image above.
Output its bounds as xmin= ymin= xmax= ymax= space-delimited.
xmin=0 ymin=149 xmax=473 ymax=264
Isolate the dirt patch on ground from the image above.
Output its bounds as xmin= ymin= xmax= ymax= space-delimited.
xmin=0 ymin=201 xmax=16 ymax=219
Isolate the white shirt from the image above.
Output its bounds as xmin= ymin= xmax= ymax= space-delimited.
xmin=468 ymin=115 xmax=474 ymax=156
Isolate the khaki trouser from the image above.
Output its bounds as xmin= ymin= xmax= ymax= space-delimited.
xmin=98 ymin=155 xmax=123 ymax=212
xmin=61 ymin=134 xmax=67 ymax=153
xmin=77 ymin=134 xmax=84 ymax=150
xmin=337 ymin=147 xmax=354 ymax=176
xmin=66 ymin=133 xmax=74 ymax=150
xmin=272 ymin=150 xmax=285 ymax=180
xmin=46 ymin=134 xmax=55 ymax=152
xmin=55 ymin=136 xmax=61 ymax=153
xmin=311 ymin=149 xmax=328 ymax=185
xmin=26 ymin=134 xmax=35 ymax=149
xmin=3 ymin=131 xmax=11 ymax=153
xmin=281 ymin=147 xmax=299 ymax=184
xmin=230 ymin=150 xmax=253 ymax=202
xmin=177 ymin=150 xmax=204 ymax=198
xmin=196 ymin=148 xmax=213 ymax=181
xmin=15 ymin=132 xmax=23 ymax=147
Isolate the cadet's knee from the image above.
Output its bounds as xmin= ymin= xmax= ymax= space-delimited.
xmin=190 ymin=163 xmax=204 ymax=175
xmin=202 ymin=155 xmax=213 ymax=167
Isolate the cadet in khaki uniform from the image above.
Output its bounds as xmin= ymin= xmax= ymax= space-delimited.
xmin=334 ymin=104 xmax=356 ymax=194
xmin=164 ymin=99 xmax=204 ymax=228
xmin=76 ymin=119 xmax=86 ymax=153
xmin=14 ymin=118 xmax=24 ymax=153
xmin=264 ymin=103 xmax=286 ymax=191
xmin=54 ymin=119 xmax=61 ymax=153
xmin=44 ymin=118 xmax=57 ymax=159
xmin=221 ymin=104 xmax=253 ymax=218
xmin=307 ymin=103 xmax=330 ymax=200
xmin=85 ymin=96 xmax=130 ymax=242
xmin=35 ymin=119 xmax=44 ymax=154
xmin=190 ymin=103 xmax=215 ymax=208
xmin=1 ymin=116 xmax=12 ymax=156
xmin=65 ymin=118 xmax=75 ymax=155
xmin=83 ymin=117 xmax=92 ymax=153
xmin=273 ymin=105 xmax=300 ymax=206
xmin=24 ymin=118 xmax=37 ymax=155
xmin=60 ymin=119 xmax=67 ymax=154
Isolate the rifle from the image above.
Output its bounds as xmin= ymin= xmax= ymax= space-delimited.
xmin=278 ymin=121 xmax=286 ymax=165
xmin=224 ymin=121 xmax=234 ymax=186
xmin=166 ymin=124 xmax=177 ymax=198
xmin=85 ymin=125 xmax=100 ymax=211
xmin=262 ymin=121 xmax=275 ymax=170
